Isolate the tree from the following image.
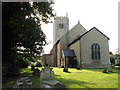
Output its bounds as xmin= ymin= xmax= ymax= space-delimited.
xmin=114 ymin=54 xmax=120 ymax=66
xmin=110 ymin=55 xmax=115 ymax=64
xmin=2 ymin=2 xmax=54 ymax=78
xmin=109 ymin=52 xmax=115 ymax=64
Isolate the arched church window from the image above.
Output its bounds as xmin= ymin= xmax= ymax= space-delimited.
xmin=91 ymin=43 xmax=101 ymax=60
xmin=59 ymin=23 xmax=64 ymax=29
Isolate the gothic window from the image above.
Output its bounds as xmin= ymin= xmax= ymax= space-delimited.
xmin=59 ymin=23 xmax=64 ymax=29
xmin=91 ymin=43 xmax=101 ymax=60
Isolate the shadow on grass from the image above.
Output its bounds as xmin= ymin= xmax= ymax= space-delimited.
xmin=2 ymin=78 xmax=17 ymax=88
xmin=104 ymin=72 xmax=118 ymax=74
xmin=64 ymin=71 xmax=71 ymax=73
xmin=2 ymin=72 xmax=40 ymax=88
xmin=55 ymin=77 xmax=96 ymax=88
xmin=55 ymin=75 xmax=61 ymax=76
xmin=84 ymin=68 xmax=120 ymax=74
xmin=84 ymin=68 xmax=104 ymax=72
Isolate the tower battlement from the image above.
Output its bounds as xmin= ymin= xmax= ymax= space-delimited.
xmin=53 ymin=15 xmax=69 ymax=45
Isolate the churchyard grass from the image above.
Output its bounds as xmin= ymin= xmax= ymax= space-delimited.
xmin=2 ymin=66 xmax=119 ymax=88
xmin=2 ymin=66 xmax=41 ymax=88
xmin=53 ymin=67 xmax=119 ymax=88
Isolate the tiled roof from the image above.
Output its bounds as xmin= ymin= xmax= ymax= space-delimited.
xmin=68 ymin=27 xmax=110 ymax=46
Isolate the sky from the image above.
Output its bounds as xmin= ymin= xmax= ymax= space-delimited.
xmin=42 ymin=0 xmax=119 ymax=54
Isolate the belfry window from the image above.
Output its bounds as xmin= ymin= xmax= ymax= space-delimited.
xmin=91 ymin=43 xmax=101 ymax=60
xmin=59 ymin=23 xmax=64 ymax=29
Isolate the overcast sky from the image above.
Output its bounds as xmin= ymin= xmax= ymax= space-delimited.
xmin=42 ymin=0 xmax=119 ymax=54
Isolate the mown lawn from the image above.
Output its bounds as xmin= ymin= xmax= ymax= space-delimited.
xmin=2 ymin=66 xmax=119 ymax=89
xmin=53 ymin=67 xmax=119 ymax=88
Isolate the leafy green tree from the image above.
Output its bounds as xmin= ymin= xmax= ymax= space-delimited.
xmin=2 ymin=2 xmax=54 ymax=78
xmin=109 ymin=52 xmax=113 ymax=55
xmin=110 ymin=55 xmax=115 ymax=64
xmin=114 ymin=54 xmax=120 ymax=66
xmin=109 ymin=52 xmax=115 ymax=64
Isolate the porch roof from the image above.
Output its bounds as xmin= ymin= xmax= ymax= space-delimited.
xmin=62 ymin=50 xmax=76 ymax=57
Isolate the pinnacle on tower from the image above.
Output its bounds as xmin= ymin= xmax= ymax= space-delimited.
xmin=55 ymin=12 xmax=57 ymax=16
xmin=66 ymin=13 xmax=68 ymax=17
xmin=78 ymin=20 xmax=80 ymax=24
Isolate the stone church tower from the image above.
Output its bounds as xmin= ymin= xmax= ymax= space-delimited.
xmin=50 ymin=14 xmax=111 ymax=68
xmin=53 ymin=14 xmax=69 ymax=45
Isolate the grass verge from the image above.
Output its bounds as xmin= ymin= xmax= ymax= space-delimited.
xmin=2 ymin=66 xmax=119 ymax=88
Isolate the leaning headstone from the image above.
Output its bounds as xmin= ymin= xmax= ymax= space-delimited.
xmin=76 ymin=66 xmax=81 ymax=70
xmin=108 ymin=66 xmax=112 ymax=72
xmin=103 ymin=69 xmax=107 ymax=73
xmin=40 ymin=67 xmax=51 ymax=81
xmin=40 ymin=66 xmax=65 ymax=88
xmin=63 ymin=67 xmax=68 ymax=72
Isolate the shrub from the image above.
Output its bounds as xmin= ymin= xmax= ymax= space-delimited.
xmin=29 ymin=57 xmax=36 ymax=62
xmin=31 ymin=65 xmax=35 ymax=71
xmin=35 ymin=61 xmax=42 ymax=67
xmin=18 ymin=58 xmax=29 ymax=68
xmin=110 ymin=55 xmax=115 ymax=64
xmin=116 ymin=63 xmax=120 ymax=66
xmin=2 ymin=64 xmax=20 ymax=79
xmin=33 ymin=68 xmax=40 ymax=76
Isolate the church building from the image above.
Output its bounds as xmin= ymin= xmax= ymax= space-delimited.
xmin=49 ymin=15 xmax=111 ymax=68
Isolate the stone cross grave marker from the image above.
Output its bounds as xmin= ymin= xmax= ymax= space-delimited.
xmin=40 ymin=66 xmax=65 ymax=88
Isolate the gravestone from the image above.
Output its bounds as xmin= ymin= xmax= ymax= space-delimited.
xmin=40 ymin=66 xmax=54 ymax=81
xmin=63 ymin=67 xmax=68 ymax=72
xmin=40 ymin=66 xmax=65 ymax=88
xmin=76 ymin=66 xmax=81 ymax=70
xmin=13 ymin=77 xmax=32 ymax=89
xmin=103 ymin=69 xmax=107 ymax=73
xmin=108 ymin=66 xmax=112 ymax=72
